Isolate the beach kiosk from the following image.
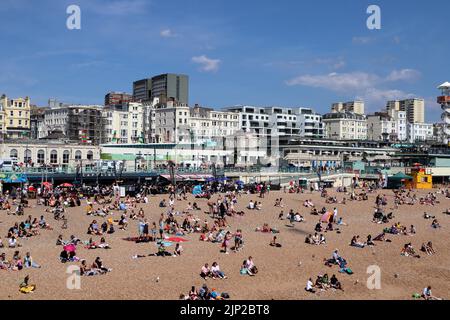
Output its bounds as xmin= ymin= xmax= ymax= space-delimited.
xmin=387 ymin=172 xmax=413 ymax=189
xmin=405 ymin=165 xmax=433 ymax=189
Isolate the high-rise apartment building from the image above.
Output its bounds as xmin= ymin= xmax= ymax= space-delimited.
xmin=386 ymin=98 xmax=425 ymax=123
xmin=331 ymin=100 xmax=365 ymax=115
xmin=133 ymin=73 xmax=189 ymax=104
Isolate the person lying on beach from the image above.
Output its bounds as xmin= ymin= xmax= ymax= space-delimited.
xmin=373 ymin=232 xmax=391 ymax=242
xmin=303 ymin=200 xmax=314 ymax=208
xmin=423 ymin=212 xmax=435 ymax=219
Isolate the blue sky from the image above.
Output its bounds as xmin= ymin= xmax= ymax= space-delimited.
xmin=0 ymin=0 xmax=448 ymax=121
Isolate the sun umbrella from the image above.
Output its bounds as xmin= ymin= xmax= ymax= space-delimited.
xmin=42 ymin=182 xmax=52 ymax=189
xmin=60 ymin=183 xmax=73 ymax=188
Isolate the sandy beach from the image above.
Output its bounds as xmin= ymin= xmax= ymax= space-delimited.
xmin=1 ymin=188 xmax=449 ymax=300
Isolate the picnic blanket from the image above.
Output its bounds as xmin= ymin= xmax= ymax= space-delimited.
xmin=166 ymin=237 xmax=188 ymax=243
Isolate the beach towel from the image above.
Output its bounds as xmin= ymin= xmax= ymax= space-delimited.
xmin=63 ymin=244 xmax=76 ymax=252
xmin=166 ymin=237 xmax=188 ymax=243
xmin=157 ymin=241 xmax=173 ymax=247
xmin=19 ymin=285 xmax=36 ymax=294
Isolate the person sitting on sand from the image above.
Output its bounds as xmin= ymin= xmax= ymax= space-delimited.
xmin=200 ymin=263 xmax=212 ymax=279
xmin=431 ymin=219 xmax=441 ymax=229
xmin=422 ymin=286 xmax=442 ymax=300
xmin=211 ymin=262 xmax=227 ymax=279
xmin=149 ymin=241 xmax=172 ymax=257
xmin=337 ymin=217 xmax=347 ymax=226
xmin=311 ymin=233 xmax=320 ymax=245
xmin=23 ymin=252 xmax=41 ymax=268
xmin=366 ymin=235 xmax=375 ymax=246
xmin=92 ymin=257 xmax=112 ymax=274
xmin=350 ymin=236 xmax=365 ymax=248
xmin=310 ymin=208 xmax=318 ymax=216
xmin=173 ymin=243 xmax=183 ymax=256
xmin=420 ymin=241 xmax=435 ymax=255
xmin=305 ymin=278 xmax=315 ymax=293
xmin=98 ymin=237 xmax=111 ymax=249
xmin=240 ymin=260 xmax=254 ymax=276
xmin=80 ymin=259 xmax=97 ymax=276
xmin=269 ymin=236 xmax=282 ymax=247
xmin=330 ymin=274 xmax=343 ymax=291
xmin=118 ymin=214 xmax=128 ymax=230
xmin=87 ymin=220 xmax=102 ymax=235
xmin=188 ymin=286 xmax=199 ymax=300
xmin=319 ymin=234 xmax=326 ymax=245
xmin=245 ymin=256 xmax=258 ymax=275
xmin=314 ymin=222 xmax=323 ymax=232
xmin=401 ymin=243 xmax=420 ymax=258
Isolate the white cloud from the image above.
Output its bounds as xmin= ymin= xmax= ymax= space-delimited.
xmin=286 ymin=72 xmax=379 ymax=92
xmin=386 ymin=69 xmax=421 ymax=82
xmin=160 ymin=28 xmax=177 ymax=38
xmin=286 ymin=69 xmax=422 ymax=113
xmin=192 ymin=55 xmax=221 ymax=72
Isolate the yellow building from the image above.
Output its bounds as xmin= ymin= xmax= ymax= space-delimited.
xmin=405 ymin=166 xmax=433 ymax=189
xmin=0 ymin=94 xmax=31 ymax=139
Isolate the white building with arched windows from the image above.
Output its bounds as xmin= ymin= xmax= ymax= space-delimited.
xmin=0 ymin=141 xmax=100 ymax=167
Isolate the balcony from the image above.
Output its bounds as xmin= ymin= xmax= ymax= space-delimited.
xmin=437 ymin=96 xmax=450 ymax=104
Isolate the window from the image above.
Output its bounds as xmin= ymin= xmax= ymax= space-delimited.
xmin=63 ymin=150 xmax=70 ymax=164
xmin=37 ymin=150 xmax=45 ymax=164
xmin=24 ymin=149 xmax=32 ymax=163
xmin=10 ymin=149 xmax=18 ymax=158
xmin=50 ymin=150 xmax=58 ymax=164
xmin=87 ymin=151 xmax=94 ymax=160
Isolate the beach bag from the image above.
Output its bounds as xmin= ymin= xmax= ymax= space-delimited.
xmin=221 ymin=292 xmax=230 ymax=299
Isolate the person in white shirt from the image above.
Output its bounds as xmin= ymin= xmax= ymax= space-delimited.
xmin=211 ymin=262 xmax=227 ymax=279
xmin=8 ymin=237 xmax=18 ymax=248
xmin=305 ymin=278 xmax=315 ymax=293
xmin=247 ymin=201 xmax=255 ymax=210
